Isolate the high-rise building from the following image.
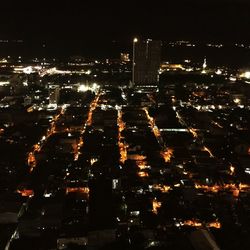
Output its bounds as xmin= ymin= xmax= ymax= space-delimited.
xmin=49 ymin=86 xmax=60 ymax=105
xmin=132 ymin=39 xmax=161 ymax=87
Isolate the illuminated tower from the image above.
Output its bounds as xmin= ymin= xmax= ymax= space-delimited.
xmin=202 ymin=57 xmax=207 ymax=70
xmin=49 ymin=86 xmax=60 ymax=105
xmin=132 ymin=38 xmax=161 ymax=87
xmin=202 ymin=57 xmax=207 ymax=74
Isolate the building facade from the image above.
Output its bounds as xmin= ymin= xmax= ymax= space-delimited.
xmin=133 ymin=39 xmax=161 ymax=87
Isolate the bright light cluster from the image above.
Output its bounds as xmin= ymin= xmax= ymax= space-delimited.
xmin=78 ymin=83 xmax=100 ymax=93
xmin=240 ymin=71 xmax=250 ymax=79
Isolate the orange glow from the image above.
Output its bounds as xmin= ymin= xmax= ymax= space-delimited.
xmin=152 ymin=184 xmax=171 ymax=193
xmin=119 ymin=142 xmax=128 ymax=164
xmin=195 ymin=182 xmax=250 ymax=196
xmin=192 ymin=91 xmax=205 ymax=97
xmin=27 ymin=106 xmax=33 ymax=113
xmin=152 ymin=126 xmax=161 ymax=138
xmin=72 ymin=142 xmax=79 ymax=160
xmin=239 ymin=183 xmax=250 ymax=190
xmin=178 ymin=219 xmax=221 ymax=229
xmin=86 ymin=94 xmax=100 ymax=126
xmin=195 ymin=184 xmax=220 ymax=193
xmin=207 ymin=220 xmax=221 ymax=229
xmin=161 ymin=148 xmax=174 ymax=163
xmin=27 ymin=106 xmax=66 ymax=172
xmin=233 ymin=189 xmax=240 ymax=197
xmin=138 ymin=171 xmax=149 ymax=178
xmin=183 ymin=219 xmax=202 ymax=227
xmin=202 ymin=146 xmax=214 ymax=158
xmin=152 ymin=198 xmax=162 ymax=214
xmin=212 ymin=121 xmax=223 ymax=129
xmin=74 ymin=138 xmax=83 ymax=161
xmin=137 ymin=161 xmax=150 ymax=170
xmin=33 ymin=144 xmax=41 ymax=152
xmin=74 ymin=93 xmax=100 ymax=161
xmin=144 ymin=108 xmax=161 ymax=138
xmin=66 ymin=187 xmax=89 ymax=195
xmin=117 ymin=109 xmax=128 ymax=164
xmin=90 ymin=158 xmax=98 ymax=166
xmin=17 ymin=189 xmax=34 ymax=197
xmin=78 ymin=137 xmax=84 ymax=147
xmin=131 ymin=154 xmax=147 ymax=161
xmin=27 ymin=152 xmax=36 ymax=173
xmin=144 ymin=108 xmax=174 ymax=163
xmin=189 ymin=128 xmax=198 ymax=138
xmin=229 ymin=164 xmax=235 ymax=175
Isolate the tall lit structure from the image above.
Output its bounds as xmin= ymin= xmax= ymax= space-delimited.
xmin=49 ymin=86 xmax=60 ymax=105
xmin=132 ymin=37 xmax=138 ymax=86
xmin=203 ymin=57 xmax=207 ymax=70
xmin=132 ymin=38 xmax=161 ymax=87
xmin=202 ymin=57 xmax=207 ymax=74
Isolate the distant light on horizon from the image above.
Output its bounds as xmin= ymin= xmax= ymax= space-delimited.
xmin=240 ymin=71 xmax=250 ymax=79
xmin=215 ymin=69 xmax=222 ymax=75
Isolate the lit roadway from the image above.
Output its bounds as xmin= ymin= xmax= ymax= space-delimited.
xmin=174 ymin=104 xmax=250 ymax=198
xmin=74 ymin=92 xmax=101 ymax=161
xmin=117 ymin=107 xmax=128 ymax=164
xmin=27 ymin=105 xmax=67 ymax=172
xmin=144 ymin=107 xmax=173 ymax=163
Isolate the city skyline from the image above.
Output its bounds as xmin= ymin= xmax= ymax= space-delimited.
xmin=1 ymin=1 xmax=250 ymax=250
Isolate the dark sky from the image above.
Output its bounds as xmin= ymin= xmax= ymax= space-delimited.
xmin=1 ymin=0 xmax=250 ymax=43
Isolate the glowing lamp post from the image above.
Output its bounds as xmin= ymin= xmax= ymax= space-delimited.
xmin=132 ymin=37 xmax=138 ymax=85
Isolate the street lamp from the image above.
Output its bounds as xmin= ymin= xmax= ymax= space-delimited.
xmin=132 ymin=37 xmax=138 ymax=86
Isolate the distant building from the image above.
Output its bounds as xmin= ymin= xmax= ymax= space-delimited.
xmin=133 ymin=39 xmax=161 ymax=87
xmin=49 ymin=86 xmax=60 ymax=105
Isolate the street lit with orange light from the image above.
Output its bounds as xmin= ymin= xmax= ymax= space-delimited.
xmin=27 ymin=105 xmax=67 ymax=172
xmin=66 ymin=187 xmax=89 ymax=196
xmin=74 ymin=93 xmax=101 ymax=161
xmin=178 ymin=219 xmax=221 ymax=229
xmin=2 ymin=36 xmax=250 ymax=250
xmin=86 ymin=93 xmax=101 ymax=127
xmin=117 ymin=108 xmax=128 ymax=164
xmin=144 ymin=107 xmax=174 ymax=163
xmin=194 ymin=182 xmax=250 ymax=197
xmin=144 ymin=108 xmax=161 ymax=138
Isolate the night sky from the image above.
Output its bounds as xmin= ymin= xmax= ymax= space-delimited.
xmin=0 ymin=0 xmax=250 ymax=42
xmin=0 ymin=0 xmax=250 ymax=58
